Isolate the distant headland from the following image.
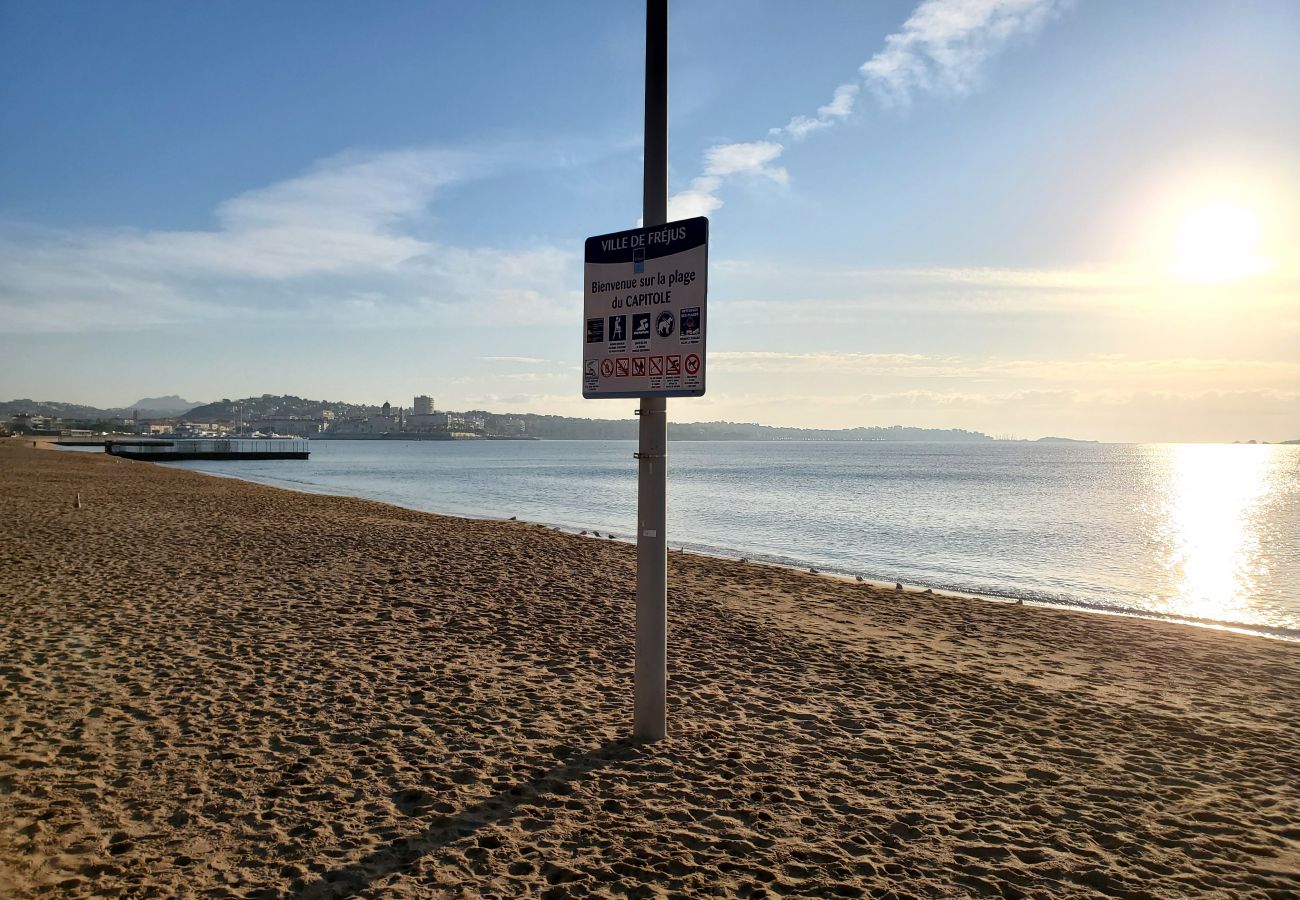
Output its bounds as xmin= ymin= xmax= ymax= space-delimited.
xmin=0 ymin=393 xmax=1092 ymax=444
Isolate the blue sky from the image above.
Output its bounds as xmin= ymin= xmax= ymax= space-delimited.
xmin=2 ymin=0 xmax=1298 ymax=440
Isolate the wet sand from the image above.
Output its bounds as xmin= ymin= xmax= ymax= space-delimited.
xmin=1 ymin=440 xmax=1298 ymax=898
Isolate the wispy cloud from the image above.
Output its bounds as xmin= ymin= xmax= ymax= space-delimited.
xmin=217 ymin=148 xmax=469 ymax=234
xmin=671 ymin=0 xmax=1065 ymax=218
xmin=710 ymin=259 xmax=1300 ymax=326
xmin=773 ymin=83 xmax=860 ymax=140
xmin=861 ymin=0 xmax=1065 ymax=105
xmin=0 ymin=2 xmax=1071 ymax=332
xmin=0 ymin=148 xmax=579 ymax=333
xmin=667 ymin=141 xmax=789 ymax=219
xmin=702 ymin=141 xmax=788 ymax=182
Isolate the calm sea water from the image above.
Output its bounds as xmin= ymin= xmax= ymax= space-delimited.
xmin=158 ymin=440 xmax=1299 ymax=637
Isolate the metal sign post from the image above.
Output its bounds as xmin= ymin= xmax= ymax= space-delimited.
xmin=583 ymin=0 xmax=705 ymax=742
xmin=636 ymin=0 xmax=669 ymax=742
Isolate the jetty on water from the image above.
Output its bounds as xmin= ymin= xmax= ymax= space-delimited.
xmin=57 ymin=439 xmax=172 ymax=448
xmin=104 ymin=438 xmax=309 ymax=461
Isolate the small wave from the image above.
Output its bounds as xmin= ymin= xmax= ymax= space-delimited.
xmin=660 ymin=540 xmax=1300 ymax=641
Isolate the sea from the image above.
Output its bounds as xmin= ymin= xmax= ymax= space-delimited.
xmin=151 ymin=440 xmax=1299 ymax=639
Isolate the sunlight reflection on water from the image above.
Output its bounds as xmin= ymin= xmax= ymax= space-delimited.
xmin=1153 ymin=445 xmax=1294 ymax=624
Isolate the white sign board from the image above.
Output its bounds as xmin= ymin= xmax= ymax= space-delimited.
xmin=583 ymin=217 xmax=707 ymax=399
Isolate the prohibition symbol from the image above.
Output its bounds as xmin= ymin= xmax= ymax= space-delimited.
xmin=600 ymin=359 xmax=615 ymax=377
xmin=684 ymin=353 xmax=701 ymax=375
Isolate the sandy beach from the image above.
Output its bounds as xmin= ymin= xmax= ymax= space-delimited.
xmin=1 ymin=440 xmax=1297 ymax=898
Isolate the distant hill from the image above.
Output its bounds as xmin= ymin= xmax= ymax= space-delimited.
xmin=3 ymin=392 xmax=1097 ymax=442
xmin=1035 ymin=436 xmax=1100 ymax=444
xmin=175 ymin=397 xmax=1006 ymax=440
xmin=126 ymin=395 xmax=204 ymax=415
xmin=0 ymin=396 xmax=202 ymax=420
xmin=0 ymin=399 xmax=115 ymax=419
xmin=183 ymin=395 xmax=380 ymax=422
xmin=479 ymin=413 xmax=995 ymax=442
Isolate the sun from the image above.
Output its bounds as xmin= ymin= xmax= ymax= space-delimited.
xmin=1172 ymin=203 xmax=1270 ymax=284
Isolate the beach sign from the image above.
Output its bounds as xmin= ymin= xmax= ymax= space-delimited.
xmin=583 ymin=217 xmax=707 ymax=399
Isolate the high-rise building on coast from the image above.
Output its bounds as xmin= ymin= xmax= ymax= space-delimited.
xmin=414 ymin=395 xmax=434 ymax=415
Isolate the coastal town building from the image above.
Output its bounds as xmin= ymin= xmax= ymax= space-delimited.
xmin=1 ymin=394 xmax=527 ymax=440
xmin=248 ymin=418 xmax=320 ymax=437
xmin=406 ymin=412 xmax=450 ymax=434
xmin=329 ymin=412 xmax=401 ymax=435
xmin=174 ymin=422 xmax=231 ymax=437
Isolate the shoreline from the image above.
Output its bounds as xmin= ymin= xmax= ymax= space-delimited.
xmin=6 ymin=440 xmax=1299 ymax=896
xmin=106 ymin=444 xmax=1300 ymax=644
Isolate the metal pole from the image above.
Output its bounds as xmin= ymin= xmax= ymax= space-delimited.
xmin=634 ymin=0 xmax=669 ymax=742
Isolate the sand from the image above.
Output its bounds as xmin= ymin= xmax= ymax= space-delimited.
xmin=1 ymin=440 xmax=1297 ymax=899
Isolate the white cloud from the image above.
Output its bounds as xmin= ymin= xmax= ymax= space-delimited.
xmin=667 ymin=176 xmax=725 ymax=220
xmin=675 ymin=0 xmax=1064 ymax=217
xmin=711 ymin=260 xmax=1300 ymax=325
xmin=774 ymin=83 xmax=860 ymax=140
xmin=668 ymin=143 xmax=787 ymax=220
xmin=702 ymin=141 xmax=788 ymax=183
xmin=861 ymin=0 xmax=1065 ymax=105
xmin=218 ymin=148 xmax=469 ymax=232
xmin=821 ymin=82 xmax=859 ymax=118
xmin=0 ymin=148 xmax=579 ymax=333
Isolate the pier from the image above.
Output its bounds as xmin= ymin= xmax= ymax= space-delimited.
xmin=104 ymin=438 xmax=309 ymax=461
xmin=57 ymin=439 xmax=171 ymax=448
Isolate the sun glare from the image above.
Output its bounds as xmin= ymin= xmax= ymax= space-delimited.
xmin=1154 ymin=444 xmax=1284 ymax=624
xmin=1172 ymin=203 xmax=1270 ymax=283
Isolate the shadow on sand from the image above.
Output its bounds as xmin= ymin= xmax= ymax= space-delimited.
xmin=288 ymin=736 xmax=643 ymax=898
